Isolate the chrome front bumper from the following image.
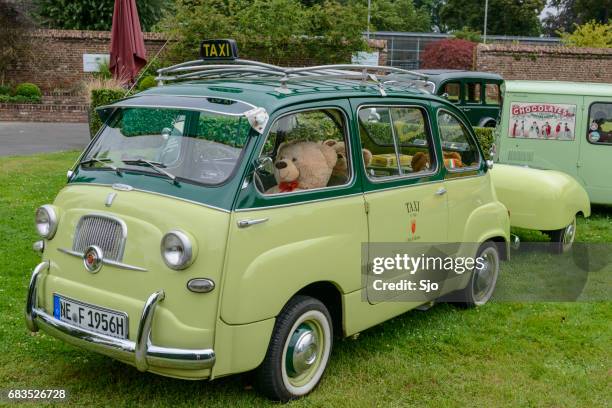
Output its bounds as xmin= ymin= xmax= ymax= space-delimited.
xmin=25 ymin=261 xmax=215 ymax=372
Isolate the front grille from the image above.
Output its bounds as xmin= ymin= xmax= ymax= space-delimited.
xmin=73 ymin=215 xmax=126 ymax=261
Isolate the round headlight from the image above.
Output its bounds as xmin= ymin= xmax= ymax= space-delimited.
xmin=35 ymin=205 xmax=58 ymax=239
xmin=161 ymin=230 xmax=194 ymax=270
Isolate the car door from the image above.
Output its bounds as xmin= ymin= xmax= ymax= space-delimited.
xmin=221 ymin=101 xmax=368 ymax=325
xmin=353 ymin=101 xmax=449 ymax=304
xmin=578 ymin=98 xmax=612 ymax=204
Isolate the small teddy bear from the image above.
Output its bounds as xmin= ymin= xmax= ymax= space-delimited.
xmin=321 ymin=139 xmax=373 ymax=186
xmin=411 ymin=151 xmax=463 ymax=172
xmin=266 ymin=141 xmax=338 ymax=194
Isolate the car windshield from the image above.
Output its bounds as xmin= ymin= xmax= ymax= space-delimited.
xmin=83 ymin=107 xmax=252 ymax=185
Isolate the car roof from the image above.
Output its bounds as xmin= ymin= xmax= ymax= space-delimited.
xmin=415 ymin=69 xmax=503 ymax=82
xmin=136 ymin=78 xmax=436 ymax=112
xmin=504 ymin=80 xmax=612 ymax=97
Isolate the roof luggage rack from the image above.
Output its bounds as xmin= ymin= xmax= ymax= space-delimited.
xmin=156 ymin=59 xmax=434 ymax=96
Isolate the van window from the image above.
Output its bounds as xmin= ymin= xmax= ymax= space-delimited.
xmin=465 ymin=82 xmax=481 ymax=104
xmin=256 ymin=108 xmax=350 ymax=194
xmin=358 ymin=106 xmax=435 ymax=179
xmin=437 ymin=110 xmax=481 ymax=170
xmin=442 ymin=82 xmax=461 ymax=103
xmin=587 ymin=102 xmax=612 ymax=145
xmin=485 ymin=83 xmax=500 ymax=105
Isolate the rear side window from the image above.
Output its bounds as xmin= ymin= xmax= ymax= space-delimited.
xmin=442 ymin=82 xmax=461 ymax=103
xmin=437 ymin=110 xmax=481 ymax=170
xmin=358 ymin=106 xmax=436 ymax=180
xmin=587 ymin=102 xmax=612 ymax=145
xmin=485 ymin=83 xmax=500 ymax=105
xmin=465 ymin=82 xmax=481 ymax=104
xmin=255 ymin=108 xmax=350 ymax=195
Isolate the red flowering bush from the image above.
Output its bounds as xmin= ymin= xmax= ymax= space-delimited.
xmin=420 ymin=38 xmax=477 ymax=70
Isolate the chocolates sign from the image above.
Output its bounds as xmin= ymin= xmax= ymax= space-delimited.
xmin=508 ymin=102 xmax=577 ymax=141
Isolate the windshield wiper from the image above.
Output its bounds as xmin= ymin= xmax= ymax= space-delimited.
xmin=121 ymin=158 xmax=179 ymax=184
xmin=80 ymin=157 xmax=122 ymax=175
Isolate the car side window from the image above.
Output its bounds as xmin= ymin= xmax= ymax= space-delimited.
xmin=587 ymin=102 xmax=612 ymax=145
xmin=255 ymin=108 xmax=350 ymax=195
xmin=437 ymin=110 xmax=481 ymax=170
xmin=465 ymin=82 xmax=481 ymax=104
xmin=358 ymin=106 xmax=436 ymax=180
xmin=485 ymin=83 xmax=500 ymax=105
xmin=442 ymin=82 xmax=461 ymax=103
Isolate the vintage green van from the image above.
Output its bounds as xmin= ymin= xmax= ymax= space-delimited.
xmin=414 ymin=69 xmax=504 ymax=128
xmin=26 ymin=41 xmax=511 ymax=401
xmin=495 ymin=80 xmax=612 ymax=205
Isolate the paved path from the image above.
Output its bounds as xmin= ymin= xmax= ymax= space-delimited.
xmin=0 ymin=122 xmax=90 ymax=157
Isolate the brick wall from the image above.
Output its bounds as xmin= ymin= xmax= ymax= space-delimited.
xmin=0 ymin=103 xmax=88 ymax=122
xmin=3 ymin=29 xmax=167 ymax=91
xmin=475 ymin=44 xmax=612 ymax=83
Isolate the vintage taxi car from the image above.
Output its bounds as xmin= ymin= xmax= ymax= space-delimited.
xmin=26 ymin=40 xmax=510 ymax=401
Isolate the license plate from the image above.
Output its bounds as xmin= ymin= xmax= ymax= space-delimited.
xmin=53 ymin=294 xmax=128 ymax=339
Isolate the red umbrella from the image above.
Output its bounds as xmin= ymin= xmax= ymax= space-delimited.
xmin=109 ymin=0 xmax=147 ymax=84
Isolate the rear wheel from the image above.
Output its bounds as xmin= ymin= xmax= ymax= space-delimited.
xmin=456 ymin=241 xmax=500 ymax=308
xmin=546 ymin=216 xmax=576 ymax=254
xmin=255 ymin=295 xmax=333 ymax=402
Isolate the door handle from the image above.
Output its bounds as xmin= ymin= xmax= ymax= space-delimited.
xmin=435 ymin=188 xmax=447 ymax=196
xmin=237 ymin=218 xmax=269 ymax=228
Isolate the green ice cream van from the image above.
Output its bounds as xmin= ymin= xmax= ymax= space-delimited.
xmin=25 ymin=40 xmax=515 ymax=401
xmin=494 ymin=80 xmax=612 ymax=205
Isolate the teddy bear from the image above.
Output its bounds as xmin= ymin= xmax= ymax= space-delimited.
xmin=265 ymin=141 xmax=338 ymax=194
xmin=411 ymin=151 xmax=463 ymax=172
xmin=321 ymin=139 xmax=373 ymax=186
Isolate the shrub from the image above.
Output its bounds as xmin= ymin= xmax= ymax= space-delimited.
xmin=0 ymin=94 xmax=10 ymax=103
xmin=89 ymin=88 xmax=126 ymax=138
xmin=138 ymin=76 xmax=157 ymax=91
xmin=473 ymin=127 xmax=494 ymax=159
xmin=15 ymin=83 xmax=42 ymax=99
xmin=421 ymin=38 xmax=477 ymax=70
xmin=560 ymin=21 xmax=612 ymax=48
xmin=0 ymin=85 xmax=11 ymax=95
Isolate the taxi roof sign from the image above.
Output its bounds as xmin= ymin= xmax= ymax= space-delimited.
xmin=200 ymin=39 xmax=239 ymax=60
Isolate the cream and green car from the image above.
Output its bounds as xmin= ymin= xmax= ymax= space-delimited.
xmin=26 ymin=43 xmax=511 ymax=401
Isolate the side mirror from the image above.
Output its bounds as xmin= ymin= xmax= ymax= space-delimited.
xmin=486 ymin=160 xmax=494 ymax=170
xmin=441 ymin=92 xmax=449 ymax=99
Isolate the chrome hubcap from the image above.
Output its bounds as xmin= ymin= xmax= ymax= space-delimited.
xmin=563 ymin=220 xmax=576 ymax=246
xmin=287 ymin=324 xmax=319 ymax=376
xmin=473 ymin=248 xmax=499 ymax=303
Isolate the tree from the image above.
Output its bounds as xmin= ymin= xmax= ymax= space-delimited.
xmin=420 ymin=38 xmax=476 ymax=69
xmin=542 ymin=0 xmax=610 ymax=36
xmin=161 ymin=0 xmax=368 ymax=65
xmin=413 ymin=0 xmax=445 ymax=31
xmin=33 ymin=0 xmax=170 ymax=31
xmin=440 ymin=0 xmax=546 ymax=36
xmin=0 ymin=1 xmax=34 ymax=83
xmin=560 ymin=21 xmax=612 ymax=47
xmin=349 ymin=0 xmax=431 ymax=32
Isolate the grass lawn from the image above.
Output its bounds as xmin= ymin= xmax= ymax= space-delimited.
xmin=0 ymin=151 xmax=610 ymax=407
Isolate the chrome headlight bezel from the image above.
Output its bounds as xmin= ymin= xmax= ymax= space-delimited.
xmin=35 ymin=205 xmax=58 ymax=239
xmin=161 ymin=230 xmax=195 ymax=270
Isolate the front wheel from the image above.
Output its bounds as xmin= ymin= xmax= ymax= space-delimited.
xmin=255 ymin=295 xmax=333 ymax=402
xmin=546 ymin=216 xmax=576 ymax=254
xmin=456 ymin=241 xmax=501 ymax=308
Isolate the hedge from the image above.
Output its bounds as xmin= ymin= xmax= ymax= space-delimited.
xmin=473 ymin=127 xmax=494 ymax=159
xmin=89 ymin=88 xmax=126 ymax=138
xmin=15 ymin=83 xmax=42 ymax=99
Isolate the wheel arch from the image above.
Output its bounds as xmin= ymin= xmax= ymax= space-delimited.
xmin=295 ymin=281 xmax=344 ymax=338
